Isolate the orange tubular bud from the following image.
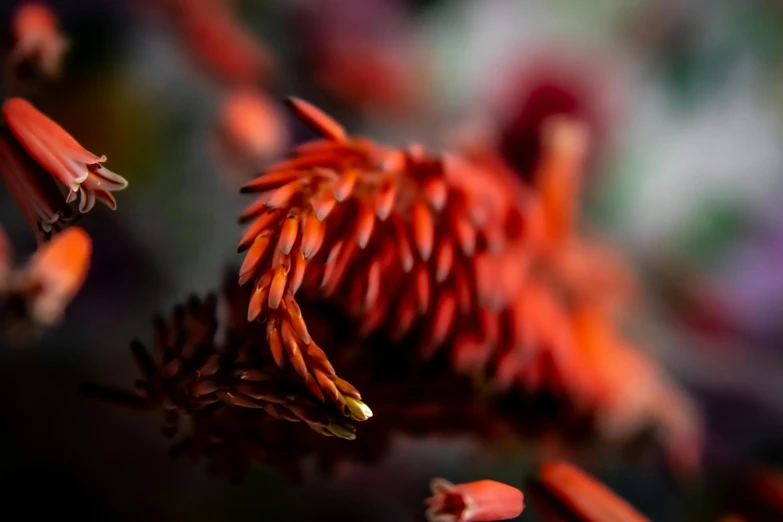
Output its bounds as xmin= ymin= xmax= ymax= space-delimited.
xmin=425 ymin=478 xmax=524 ymax=522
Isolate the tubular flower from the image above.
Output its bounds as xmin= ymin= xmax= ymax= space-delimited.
xmin=425 ymin=478 xmax=525 ymax=522
xmin=2 ymin=98 xmax=128 ymax=213
xmin=238 ymin=97 xmax=556 ymax=412
xmin=10 ymin=2 xmax=69 ymax=77
xmin=0 ymin=127 xmax=75 ymax=242
xmin=533 ymin=460 xmax=650 ymax=522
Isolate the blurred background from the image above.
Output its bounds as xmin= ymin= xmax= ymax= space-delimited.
xmin=2 ymin=0 xmax=783 ymax=520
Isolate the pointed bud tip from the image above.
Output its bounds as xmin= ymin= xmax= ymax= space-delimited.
xmin=345 ymin=396 xmax=372 ymax=421
xmin=327 ymin=423 xmax=356 ymax=440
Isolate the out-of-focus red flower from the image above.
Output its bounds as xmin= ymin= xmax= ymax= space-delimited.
xmin=570 ymin=304 xmax=702 ymax=478
xmin=313 ymin=36 xmax=428 ymax=114
xmin=293 ymin=0 xmax=428 ymax=114
xmin=425 ymin=478 xmax=525 ymax=522
xmin=488 ymin=52 xmax=620 ymax=184
xmin=0 ymin=126 xmax=75 ymax=242
xmin=9 ymin=2 xmax=69 ymax=78
xmin=533 ymin=460 xmax=649 ymax=522
xmin=453 ymin=111 xmax=701 ymax=474
xmin=173 ymin=1 xmax=274 ymax=84
xmin=216 ymin=88 xmax=288 ymax=170
xmin=2 ymin=98 xmax=128 ymax=214
xmin=233 ymin=98 xmax=702 ymax=474
xmin=0 ymin=226 xmax=91 ymax=340
xmin=237 ymin=97 xmax=544 ymax=411
xmin=23 ymin=225 xmax=91 ymax=325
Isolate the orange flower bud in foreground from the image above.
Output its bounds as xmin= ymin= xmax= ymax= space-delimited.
xmin=2 ymin=98 xmax=128 ymax=213
xmin=0 ymin=226 xmax=91 ymax=341
xmin=425 ymin=478 xmax=524 ymax=522
xmin=24 ymin=225 xmax=92 ymax=326
xmin=535 ymin=460 xmax=649 ymax=522
xmin=10 ymin=2 xmax=69 ymax=77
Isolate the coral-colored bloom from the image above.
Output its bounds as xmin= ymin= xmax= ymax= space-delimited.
xmin=0 ymin=126 xmax=74 ymax=242
xmin=2 ymin=98 xmax=128 ymax=213
xmin=24 ymin=225 xmax=92 ymax=325
xmin=535 ymin=461 xmax=649 ymax=522
xmin=10 ymin=2 xmax=69 ymax=77
xmin=238 ymin=97 xmax=541 ymax=411
xmin=236 ymin=97 xmax=701 ymax=470
xmin=425 ymin=478 xmax=524 ymax=522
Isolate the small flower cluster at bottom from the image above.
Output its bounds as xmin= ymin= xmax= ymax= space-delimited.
xmin=85 ymin=276 xmax=372 ymax=445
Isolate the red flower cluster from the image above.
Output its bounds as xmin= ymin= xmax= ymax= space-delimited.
xmin=237 ymin=98 xmax=702 ymax=475
xmin=237 ymin=97 xmax=541 ymax=413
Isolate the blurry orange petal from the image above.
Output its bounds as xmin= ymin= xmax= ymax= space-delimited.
xmin=332 ymin=169 xmax=357 ymax=202
xmin=26 ymin=226 xmax=91 ymax=325
xmin=268 ymin=265 xmax=288 ymax=309
xmin=301 ymin=211 xmax=325 ymax=259
xmin=537 ymin=461 xmax=649 ymax=522
xmin=277 ymin=209 xmax=300 ymax=255
xmin=177 ymin=4 xmax=273 ymax=84
xmin=411 ymin=200 xmax=434 ymax=261
xmin=286 ymin=97 xmax=346 ymax=141
xmin=219 ymin=89 xmax=287 ymax=162
xmin=355 ymin=200 xmax=375 ymax=248
xmin=266 ymin=319 xmax=284 ymax=367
